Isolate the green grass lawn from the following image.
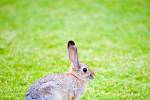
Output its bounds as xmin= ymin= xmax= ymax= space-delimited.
xmin=0 ymin=0 xmax=150 ymax=99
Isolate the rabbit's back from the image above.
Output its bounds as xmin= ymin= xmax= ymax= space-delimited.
xmin=26 ymin=74 xmax=72 ymax=100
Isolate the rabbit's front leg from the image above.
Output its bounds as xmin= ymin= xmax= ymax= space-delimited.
xmin=68 ymin=92 xmax=78 ymax=100
xmin=69 ymin=96 xmax=79 ymax=100
xmin=68 ymin=94 xmax=79 ymax=100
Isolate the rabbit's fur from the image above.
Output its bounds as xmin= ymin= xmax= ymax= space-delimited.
xmin=26 ymin=41 xmax=95 ymax=100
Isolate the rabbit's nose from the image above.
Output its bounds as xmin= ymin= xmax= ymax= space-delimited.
xmin=89 ymin=73 xmax=94 ymax=79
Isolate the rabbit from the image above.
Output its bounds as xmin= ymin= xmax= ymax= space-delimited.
xmin=26 ymin=40 xmax=95 ymax=100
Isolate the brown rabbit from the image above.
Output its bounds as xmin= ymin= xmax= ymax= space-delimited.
xmin=26 ymin=40 xmax=95 ymax=100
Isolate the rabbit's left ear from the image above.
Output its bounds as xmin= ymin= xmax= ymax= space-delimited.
xmin=67 ymin=40 xmax=79 ymax=69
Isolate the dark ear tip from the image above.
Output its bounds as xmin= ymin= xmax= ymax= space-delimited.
xmin=68 ymin=40 xmax=75 ymax=47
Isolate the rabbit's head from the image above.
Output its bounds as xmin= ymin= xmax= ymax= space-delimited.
xmin=67 ymin=40 xmax=95 ymax=81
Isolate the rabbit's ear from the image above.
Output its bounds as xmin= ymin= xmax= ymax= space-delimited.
xmin=67 ymin=40 xmax=79 ymax=69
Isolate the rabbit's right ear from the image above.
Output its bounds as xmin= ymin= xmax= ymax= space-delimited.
xmin=67 ymin=40 xmax=79 ymax=69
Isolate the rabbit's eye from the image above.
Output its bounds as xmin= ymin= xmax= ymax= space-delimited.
xmin=83 ymin=68 xmax=87 ymax=73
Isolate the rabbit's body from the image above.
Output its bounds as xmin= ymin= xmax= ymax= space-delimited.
xmin=26 ymin=41 xmax=94 ymax=100
xmin=26 ymin=73 xmax=86 ymax=100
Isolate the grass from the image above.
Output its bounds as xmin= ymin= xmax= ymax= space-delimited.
xmin=0 ymin=0 xmax=150 ymax=99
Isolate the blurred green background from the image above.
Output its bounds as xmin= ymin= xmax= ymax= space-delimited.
xmin=0 ymin=0 xmax=150 ymax=99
